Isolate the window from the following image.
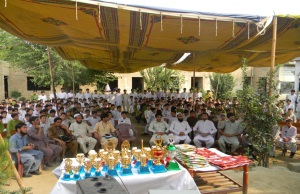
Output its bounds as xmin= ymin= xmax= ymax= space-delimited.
xmin=27 ymin=77 xmax=50 ymax=91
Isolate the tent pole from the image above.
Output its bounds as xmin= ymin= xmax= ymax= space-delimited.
xmin=72 ymin=63 xmax=75 ymax=102
xmin=193 ymin=53 xmax=196 ymax=110
xmin=47 ymin=47 xmax=58 ymax=111
xmin=164 ymin=66 xmax=166 ymax=90
xmin=269 ymin=16 xmax=277 ymax=96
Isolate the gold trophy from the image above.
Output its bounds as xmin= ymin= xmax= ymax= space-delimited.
xmin=106 ymin=141 xmax=115 ymax=153
xmin=121 ymin=152 xmax=133 ymax=176
xmin=107 ymin=153 xmax=118 ymax=176
xmin=83 ymin=160 xmax=92 ymax=178
xmin=94 ymin=159 xmax=103 ymax=176
xmin=62 ymin=158 xmax=72 ymax=180
xmin=138 ymin=140 xmax=150 ymax=174
xmin=151 ymin=135 xmax=167 ymax=173
xmin=88 ymin=150 xmax=97 ymax=173
xmin=121 ymin=140 xmax=130 ymax=151
xmin=76 ymin=153 xmax=85 ymax=174
xmin=72 ymin=165 xmax=81 ymax=180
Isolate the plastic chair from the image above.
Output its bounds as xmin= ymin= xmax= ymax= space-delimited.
xmin=116 ymin=123 xmax=138 ymax=148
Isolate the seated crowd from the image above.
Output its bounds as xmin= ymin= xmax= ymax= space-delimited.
xmin=0 ymin=87 xmax=298 ymax=177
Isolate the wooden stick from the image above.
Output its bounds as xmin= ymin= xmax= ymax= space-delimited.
xmin=193 ymin=53 xmax=196 ymax=111
xmin=47 ymin=47 xmax=58 ymax=112
xmin=72 ymin=63 xmax=75 ymax=102
xmin=269 ymin=16 xmax=277 ymax=96
xmin=0 ymin=134 xmax=26 ymax=192
xmin=243 ymin=165 xmax=249 ymax=194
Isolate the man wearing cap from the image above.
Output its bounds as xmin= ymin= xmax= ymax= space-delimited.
xmin=218 ymin=113 xmax=243 ymax=154
xmin=169 ymin=112 xmax=192 ymax=144
xmin=69 ymin=114 xmax=97 ymax=155
xmin=277 ymin=119 xmax=297 ymax=158
xmin=148 ymin=113 xmax=169 ymax=146
xmin=193 ymin=112 xmax=217 ymax=148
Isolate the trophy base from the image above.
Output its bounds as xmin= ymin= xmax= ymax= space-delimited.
xmin=84 ymin=172 xmax=91 ymax=178
xmin=94 ymin=171 xmax=102 ymax=177
xmin=147 ymin=159 xmax=153 ymax=168
xmin=167 ymin=161 xmax=181 ymax=171
xmin=72 ymin=174 xmax=81 ymax=180
xmin=108 ymin=169 xmax=118 ymax=176
xmin=138 ymin=166 xmax=150 ymax=174
xmin=90 ymin=166 xmax=96 ymax=173
xmin=151 ymin=164 xmax=167 ymax=173
xmin=134 ymin=161 xmax=141 ymax=168
xmin=115 ymin=163 xmax=121 ymax=171
xmin=102 ymin=165 xmax=108 ymax=173
xmin=61 ymin=173 xmax=71 ymax=181
xmin=79 ymin=166 xmax=85 ymax=174
xmin=121 ymin=168 xmax=133 ymax=176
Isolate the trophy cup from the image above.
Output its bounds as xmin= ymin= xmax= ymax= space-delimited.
xmin=166 ymin=134 xmax=180 ymax=171
xmin=100 ymin=151 xmax=109 ymax=173
xmin=83 ymin=160 xmax=93 ymax=178
xmin=76 ymin=153 xmax=85 ymax=174
xmin=107 ymin=153 xmax=118 ymax=176
xmin=121 ymin=152 xmax=133 ymax=176
xmin=61 ymin=158 xmax=72 ymax=181
xmin=94 ymin=159 xmax=103 ymax=177
xmin=72 ymin=165 xmax=81 ymax=180
xmin=143 ymin=147 xmax=153 ymax=167
xmin=88 ymin=150 xmax=97 ymax=173
xmin=131 ymin=147 xmax=137 ymax=162
xmin=133 ymin=149 xmax=141 ymax=168
xmin=138 ymin=140 xmax=150 ymax=174
xmin=151 ymin=135 xmax=167 ymax=173
xmin=113 ymin=150 xmax=121 ymax=171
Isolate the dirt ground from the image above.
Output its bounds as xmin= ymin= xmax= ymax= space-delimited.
xmin=3 ymin=115 xmax=300 ymax=194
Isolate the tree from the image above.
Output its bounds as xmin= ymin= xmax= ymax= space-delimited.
xmin=140 ymin=66 xmax=184 ymax=90
xmin=209 ymin=73 xmax=234 ymax=101
xmin=237 ymin=59 xmax=281 ymax=167
xmin=0 ymin=30 xmax=116 ymax=89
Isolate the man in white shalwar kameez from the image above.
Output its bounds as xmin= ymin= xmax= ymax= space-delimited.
xmin=193 ymin=112 xmax=217 ymax=148
xmin=148 ymin=114 xmax=169 ymax=146
xmin=115 ymin=89 xmax=123 ymax=107
xmin=169 ymin=112 xmax=192 ymax=144
xmin=277 ymin=119 xmax=297 ymax=158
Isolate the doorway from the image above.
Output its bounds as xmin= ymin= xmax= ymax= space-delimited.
xmin=132 ymin=77 xmax=143 ymax=91
xmin=4 ymin=76 xmax=8 ymax=99
xmin=191 ymin=77 xmax=203 ymax=89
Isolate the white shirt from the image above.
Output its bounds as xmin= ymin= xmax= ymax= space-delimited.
xmin=86 ymin=116 xmax=101 ymax=129
xmin=57 ymin=92 xmax=68 ymax=99
xmin=117 ymin=117 xmax=131 ymax=125
xmin=75 ymin=92 xmax=84 ymax=99
xmin=169 ymin=120 xmax=192 ymax=136
xmin=38 ymin=94 xmax=47 ymax=102
xmin=193 ymin=120 xmax=217 ymax=135
xmin=69 ymin=122 xmax=92 ymax=137
xmin=67 ymin=92 xmax=74 ymax=98
xmin=84 ymin=92 xmax=92 ymax=99
xmin=92 ymin=93 xmax=100 ymax=99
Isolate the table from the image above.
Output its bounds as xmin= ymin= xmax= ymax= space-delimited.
xmin=51 ymin=159 xmax=200 ymax=194
xmin=176 ymin=148 xmax=249 ymax=194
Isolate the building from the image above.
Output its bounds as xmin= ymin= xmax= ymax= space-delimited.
xmin=1 ymin=58 xmax=300 ymax=100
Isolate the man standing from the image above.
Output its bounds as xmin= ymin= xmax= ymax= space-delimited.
xmin=57 ymin=88 xmax=68 ymax=100
xmin=115 ymin=89 xmax=123 ymax=107
xmin=93 ymin=113 xmax=118 ymax=149
xmin=278 ymin=119 xmax=297 ymax=158
xmin=9 ymin=123 xmax=43 ymax=177
xmin=122 ymin=89 xmax=129 ymax=112
xmin=38 ymin=91 xmax=48 ymax=103
xmin=84 ymin=88 xmax=92 ymax=100
xmin=286 ymin=89 xmax=297 ymax=111
xmin=218 ymin=113 xmax=243 ymax=154
xmin=27 ymin=116 xmax=62 ymax=168
xmin=69 ymin=114 xmax=97 ymax=156
xmin=193 ymin=113 xmax=217 ymax=148
xmin=169 ymin=112 xmax=192 ymax=144
xmin=48 ymin=117 xmax=78 ymax=158
xmin=148 ymin=114 xmax=169 ymax=146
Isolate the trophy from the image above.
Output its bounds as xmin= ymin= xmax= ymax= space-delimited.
xmin=143 ymin=147 xmax=153 ymax=167
xmin=166 ymin=134 xmax=180 ymax=171
xmin=100 ymin=151 xmax=109 ymax=173
xmin=121 ymin=152 xmax=133 ymax=176
xmin=151 ymin=135 xmax=167 ymax=173
xmin=113 ymin=150 xmax=121 ymax=171
xmin=138 ymin=140 xmax=150 ymax=174
xmin=131 ymin=147 xmax=137 ymax=162
xmin=62 ymin=158 xmax=72 ymax=181
xmin=83 ymin=160 xmax=93 ymax=178
xmin=72 ymin=165 xmax=81 ymax=180
xmin=133 ymin=149 xmax=141 ymax=168
xmin=107 ymin=153 xmax=118 ymax=176
xmin=121 ymin=140 xmax=130 ymax=151
xmin=94 ymin=159 xmax=103 ymax=177
xmin=76 ymin=153 xmax=85 ymax=174
xmin=88 ymin=150 xmax=97 ymax=173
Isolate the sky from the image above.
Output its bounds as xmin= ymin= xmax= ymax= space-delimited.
xmin=101 ymin=0 xmax=300 ymax=16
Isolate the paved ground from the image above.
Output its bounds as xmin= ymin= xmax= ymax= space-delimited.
xmin=3 ymin=115 xmax=300 ymax=193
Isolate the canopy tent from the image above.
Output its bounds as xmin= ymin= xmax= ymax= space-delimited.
xmin=0 ymin=0 xmax=299 ymax=73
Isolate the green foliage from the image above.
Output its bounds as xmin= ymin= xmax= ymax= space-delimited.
xmin=0 ymin=140 xmax=12 ymax=188
xmin=140 ymin=67 xmax=184 ymax=90
xmin=237 ymin=59 xmax=281 ymax=167
xmin=0 ymin=30 xmax=116 ymax=88
xmin=209 ymin=73 xmax=234 ymax=101
xmin=10 ymin=91 xmax=21 ymax=99
xmin=18 ymin=97 xmax=27 ymax=102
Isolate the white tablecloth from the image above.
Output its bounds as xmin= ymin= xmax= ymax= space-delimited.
xmin=51 ymin=159 xmax=200 ymax=194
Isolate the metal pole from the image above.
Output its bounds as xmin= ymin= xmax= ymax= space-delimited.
xmin=269 ymin=16 xmax=277 ymax=96
xmin=47 ymin=47 xmax=58 ymax=112
xmin=72 ymin=63 xmax=75 ymax=102
xmin=193 ymin=53 xmax=196 ymax=110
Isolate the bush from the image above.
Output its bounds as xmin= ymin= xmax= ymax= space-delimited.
xmin=10 ymin=90 xmax=22 ymax=99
